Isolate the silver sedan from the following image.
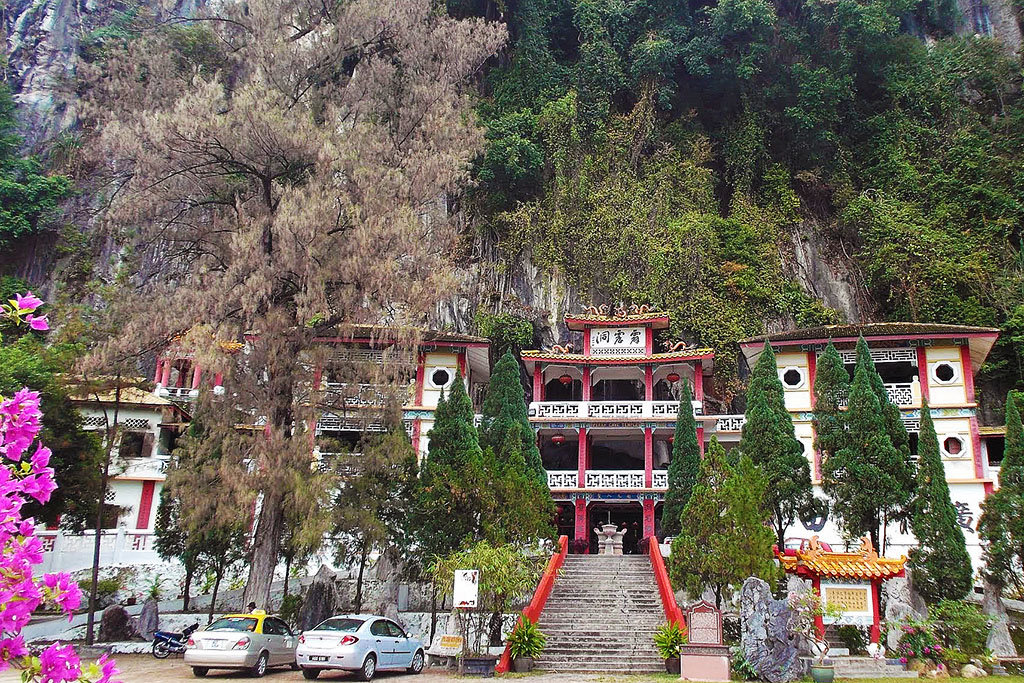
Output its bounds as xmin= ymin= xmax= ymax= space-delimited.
xmin=184 ymin=613 xmax=298 ymax=677
xmin=295 ymin=614 xmax=425 ymax=680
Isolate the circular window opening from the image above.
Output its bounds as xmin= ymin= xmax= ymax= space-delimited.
xmin=943 ymin=436 xmax=963 ymax=456
xmin=431 ymin=368 xmax=451 ymax=388
xmin=782 ymin=368 xmax=803 ymax=388
xmin=934 ymin=362 xmax=956 ymax=383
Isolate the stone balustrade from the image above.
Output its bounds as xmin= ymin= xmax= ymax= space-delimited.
xmin=529 ymin=400 xmax=702 ymax=420
xmin=545 ymin=469 xmax=670 ymax=490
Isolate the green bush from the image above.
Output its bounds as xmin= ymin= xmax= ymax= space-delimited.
xmin=731 ymin=648 xmax=758 ymax=680
xmin=508 ymin=617 xmax=546 ymax=659
xmin=279 ymin=594 xmax=303 ymax=628
xmin=77 ymin=578 xmax=122 ymax=607
xmin=653 ymin=621 xmax=687 ymax=659
xmin=930 ymin=600 xmax=990 ymax=655
xmin=836 ymin=624 xmax=869 ymax=654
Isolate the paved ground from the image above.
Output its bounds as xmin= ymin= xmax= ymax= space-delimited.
xmin=0 ymin=654 xmax=679 ymax=682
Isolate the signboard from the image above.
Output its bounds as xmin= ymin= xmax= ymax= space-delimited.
xmin=687 ymin=600 xmax=723 ymax=645
xmin=453 ymin=570 xmax=479 ymax=609
xmin=822 ymin=582 xmax=873 ymax=627
xmin=590 ymin=327 xmax=646 ymax=356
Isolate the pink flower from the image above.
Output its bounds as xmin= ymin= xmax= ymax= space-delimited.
xmin=25 ymin=314 xmax=49 ymax=331
xmin=39 ymin=642 xmax=80 ymax=683
xmin=900 ymin=657 xmax=908 ymax=664
xmin=13 ymin=292 xmax=43 ymax=312
xmin=0 ymin=634 xmax=27 ymax=671
xmin=43 ymin=573 xmax=82 ymax=615
xmin=96 ymin=653 xmax=121 ymax=683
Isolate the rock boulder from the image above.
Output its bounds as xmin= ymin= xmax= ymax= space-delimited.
xmin=740 ymin=577 xmax=801 ymax=683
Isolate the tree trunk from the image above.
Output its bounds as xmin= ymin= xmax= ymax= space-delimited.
xmin=355 ymin=541 xmax=369 ymax=612
xmin=243 ymin=488 xmax=285 ymax=607
xmin=86 ymin=381 xmax=120 ymax=645
xmin=429 ymin=581 xmax=438 ymax=644
xmin=283 ymin=554 xmax=292 ymax=599
xmin=488 ymin=610 xmax=503 ymax=647
xmin=183 ymin=563 xmax=195 ymax=611
xmin=209 ymin=569 xmax=223 ymax=623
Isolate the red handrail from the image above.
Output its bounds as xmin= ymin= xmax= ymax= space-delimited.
xmin=496 ymin=535 xmax=568 ymax=673
xmin=649 ymin=536 xmax=685 ymax=627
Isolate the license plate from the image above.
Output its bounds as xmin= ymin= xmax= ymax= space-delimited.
xmin=209 ymin=641 xmax=225 ymax=649
xmin=310 ymin=656 xmax=329 ymax=662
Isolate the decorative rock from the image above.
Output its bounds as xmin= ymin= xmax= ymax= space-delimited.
xmin=97 ymin=605 xmax=136 ymax=642
xmin=297 ymin=565 xmax=337 ymax=632
xmin=138 ymin=597 xmax=159 ymax=641
xmin=962 ymin=664 xmax=989 ymax=678
xmin=983 ymin=579 xmax=1018 ymax=658
xmin=740 ymin=577 xmax=801 ymax=683
xmin=926 ymin=666 xmax=951 ymax=679
xmin=884 ymin=574 xmax=927 ymax=650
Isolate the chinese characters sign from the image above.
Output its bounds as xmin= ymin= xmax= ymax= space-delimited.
xmin=822 ymin=582 xmax=873 ymax=627
xmin=590 ymin=326 xmax=645 ymax=356
xmin=454 ymin=570 xmax=479 ymax=608
xmin=687 ymin=601 xmax=723 ymax=645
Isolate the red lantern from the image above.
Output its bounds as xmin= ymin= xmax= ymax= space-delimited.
xmin=552 ymin=434 xmax=566 ymax=445
xmin=666 ymin=372 xmax=681 ymax=383
xmin=668 ymin=436 xmax=675 ymax=444
xmin=558 ymin=374 xmax=573 ymax=385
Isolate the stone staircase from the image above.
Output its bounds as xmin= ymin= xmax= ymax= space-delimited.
xmin=534 ymin=555 xmax=667 ymax=673
xmin=800 ymin=656 xmax=920 ymax=679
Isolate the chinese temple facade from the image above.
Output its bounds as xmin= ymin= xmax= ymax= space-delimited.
xmin=521 ymin=309 xmax=713 ymax=552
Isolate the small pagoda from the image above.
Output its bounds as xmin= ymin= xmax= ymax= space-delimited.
xmin=776 ymin=536 xmax=907 ymax=644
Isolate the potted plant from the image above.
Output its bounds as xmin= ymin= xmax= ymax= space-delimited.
xmin=653 ymin=622 xmax=687 ymax=674
xmin=508 ymin=617 xmax=546 ymax=672
xmin=788 ymin=587 xmax=844 ymax=683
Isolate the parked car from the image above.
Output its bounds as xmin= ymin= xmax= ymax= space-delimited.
xmin=184 ymin=611 xmax=298 ymax=678
xmin=295 ymin=614 xmax=425 ymax=681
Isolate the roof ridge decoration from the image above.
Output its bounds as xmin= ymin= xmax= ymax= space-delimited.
xmin=776 ymin=535 xmax=907 ymax=580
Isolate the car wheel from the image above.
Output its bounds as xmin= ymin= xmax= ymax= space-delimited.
xmin=301 ymin=669 xmax=320 ymax=680
xmin=192 ymin=667 xmax=208 ymax=678
xmin=291 ymin=661 xmax=301 ymax=670
xmin=407 ymin=650 xmax=425 ymax=674
xmin=152 ymin=642 xmax=171 ymax=659
xmin=251 ymin=651 xmax=269 ymax=678
xmin=358 ymin=654 xmax=376 ymax=681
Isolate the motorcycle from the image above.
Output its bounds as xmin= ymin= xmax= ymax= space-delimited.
xmin=152 ymin=622 xmax=199 ymax=659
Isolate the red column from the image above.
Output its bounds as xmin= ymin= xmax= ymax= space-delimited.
xmin=582 ymin=367 xmax=592 ymax=401
xmin=533 ymin=364 xmax=543 ymax=402
xmin=642 ymin=498 xmax=655 ymax=539
xmin=694 ymin=361 xmax=704 ymax=404
xmin=160 ymin=361 xmax=172 ymax=386
xmin=457 ymin=352 xmax=467 ymax=380
xmin=697 ymin=426 xmax=705 ymax=455
xmin=415 ymin=353 xmax=425 ymax=405
xmin=577 ymin=428 xmax=588 ymax=489
xmin=917 ymin=347 xmax=930 ymax=403
xmin=644 ymin=427 xmax=654 ymax=487
xmin=153 ymin=359 xmax=164 ymax=384
xmin=870 ymin=580 xmax=881 ymax=644
xmin=644 ymin=365 xmax=653 ymax=401
xmin=583 ymin=328 xmax=592 ymax=355
xmin=574 ymin=498 xmax=587 ymax=550
xmin=970 ymin=415 xmax=985 ymax=480
xmin=213 ymin=372 xmax=223 ymax=388
xmin=191 ymin=364 xmax=202 ymax=390
xmin=808 ymin=351 xmax=817 ymax=408
xmin=645 ymin=328 xmax=654 ymax=356
xmin=812 ymin=577 xmax=825 ymax=640
xmin=136 ymin=481 xmax=156 ymax=529
xmin=961 ymin=345 xmax=976 ymax=403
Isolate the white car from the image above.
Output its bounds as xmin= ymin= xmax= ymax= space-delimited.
xmin=295 ymin=614 xmax=425 ymax=680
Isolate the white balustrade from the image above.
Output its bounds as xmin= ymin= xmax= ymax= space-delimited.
xmin=712 ymin=415 xmax=747 ymax=432
xmin=836 ymin=382 xmax=918 ymax=408
xmin=588 ymin=401 xmax=645 ymax=419
xmin=546 ymin=470 xmax=579 ymax=489
xmin=531 ymin=402 xmax=586 ymax=419
xmin=529 ymin=400 xmax=702 ymax=420
xmin=652 ymin=471 xmax=668 ymax=489
xmin=585 ymin=470 xmax=646 ymax=489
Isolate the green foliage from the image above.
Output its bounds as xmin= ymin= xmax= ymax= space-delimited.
xmin=894 ymin=619 xmax=944 ymax=664
xmin=77 ymin=578 xmax=121 ymax=605
xmin=737 ymin=342 xmax=824 ymax=544
xmin=812 ymin=342 xmax=850 ymax=461
xmin=279 ymin=594 xmax=303 ymax=627
xmin=731 ymin=649 xmax=759 ymax=680
xmin=662 ymin=380 xmax=701 ymax=536
xmin=929 ymin=600 xmax=990 ymax=656
xmin=479 ymin=351 xmax=545 ymax=486
xmin=908 ymin=401 xmax=973 ymax=603
xmin=79 ymin=4 xmax=144 ymax=61
xmin=836 ymin=625 xmax=869 ymax=655
xmin=653 ymin=621 xmax=688 ymax=659
xmin=508 ymin=617 xmax=547 ymax=659
xmin=0 ymin=85 xmax=71 ymax=246
xmin=474 ymin=312 xmax=534 ymax=359
xmin=669 ymin=438 xmax=778 ymax=607
xmin=979 ymin=391 xmax=1024 ymax=593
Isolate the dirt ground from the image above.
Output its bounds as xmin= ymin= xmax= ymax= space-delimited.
xmin=0 ymin=654 xmax=676 ymax=683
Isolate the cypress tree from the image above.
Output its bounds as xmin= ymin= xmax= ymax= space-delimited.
xmin=822 ymin=363 xmax=910 ymax=549
xmin=662 ymin=380 xmax=701 ymax=537
xmin=479 ymin=350 xmax=546 ymax=486
xmin=813 ymin=341 xmax=849 ymax=460
xmin=738 ymin=342 xmax=823 ymax=546
xmin=908 ymin=400 xmax=973 ymax=602
xmin=979 ymin=392 xmax=1024 ymax=592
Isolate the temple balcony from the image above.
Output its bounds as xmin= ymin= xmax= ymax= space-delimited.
xmin=545 ymin=469 xmax=669 ymax=491
xmin=528 ymin=399 xmax=702 ymax=421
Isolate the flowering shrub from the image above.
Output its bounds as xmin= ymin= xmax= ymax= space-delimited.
xmin=787 ymin=587 xmax=845 ymax=663
xmin=895 ymin=620 xmax=944 ymax=664
xmin=0 ymin=293 xmax=120 ymax=682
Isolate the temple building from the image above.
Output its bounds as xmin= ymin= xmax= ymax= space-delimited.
xmin=521 ymin=308 xmax=714 ymax=552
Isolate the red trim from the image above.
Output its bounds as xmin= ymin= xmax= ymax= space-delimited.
xmin=136 ymin=481 xmax=156 ymax=529
xmin=645 ymin=328 xmax=654 ymax=356
xmin=644 ymin=366 xmax=654 ymax=401
xmin=313 ymin=336 xmax=489 ymax=349
xmin=566 ymin=314 xmax=670 ymax=330
xmin=533 ymin=364 xmax=543 ymax=402
xmin=917 ymin=348 xmax=930 ymax=403
xmin=414 ymin=353 xmax=425 ymax=405
xmin=812 ymin=577 xmax=825 ymax=640
xmin=697 ymin=426 xmax=705 ymax=455
xmin=497 ymin=536 xmax=569 ymax=674
xmin=582 ymin=367 xmax=592 ymax=401
xmin=574 ymin=498 xmax=587 ymax=543
xmin=577 ymin=428 xmax=588 ymax=489
xmin=961 ymin=345 xmax=976 ymax=403
xmin=643 ymin=498 xmax=655 ymax=537
xmin=970 ymin=416 xmax=985 ymax=480
xmin=870 ymin=580 xmax=881 ymax=643
xmin=644 ymin=428 xmax=654 ymax=487
xmin=741 ymin=332 xmax=998 ymax=350
xmin=807 ymin=351 xmax=817 ymax=409
xmin=411 ymin=419 xmax=422 ymax=460
xmin=521 ymin=352 xmax=715 ymax=366
xmin=649 ymin=537 xmax=685 ymax=626
xmin=583 ymin=328 xmax=591 ymax=356
xmin=695 ymin=361 xmax=704 ymax=404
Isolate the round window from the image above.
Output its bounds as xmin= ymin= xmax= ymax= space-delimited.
xmin=932 ymin=362 xmax=957 ymax=384
xmin=942 ymin=435 xmax=965 ymax=457
xmin=781 ymin=367 xmax=804 ymax=389
xmin=430 ymin=368 xmax=452 ymax=388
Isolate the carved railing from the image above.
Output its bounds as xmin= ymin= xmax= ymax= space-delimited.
xmin=836 ymin=382 xmax=918 ymax=408
xmin=652 ymin=470 xmax=669 ymax=489
xmin=547 ymin=470 xmax=579 ymax=489
xmin=711 ymin=414 xmax=747 ymax=432
xmin=585 ymin=470 xmax=646 ymax=489
xmin=529 ymin=400 xmax=703 ymax=420
xmin=588 ymin=401 xmax=645 ymax=419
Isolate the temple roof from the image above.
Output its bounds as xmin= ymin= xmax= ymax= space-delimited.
xmin=776 ymin=548 xmax=907 ymax=580
xmin=565 ymin=310 xmax=671 ymax=330
xmin=521 ymin=348 xmax=714 ymax=367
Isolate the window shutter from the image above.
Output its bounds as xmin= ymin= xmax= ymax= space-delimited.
xmin=142 ymin=432 xmax=155 ymax=458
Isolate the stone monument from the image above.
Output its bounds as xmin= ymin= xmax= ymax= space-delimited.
xmin=138 ymin=597 xmax=160 ymax=641
xmin=679 ymin=601 xmax=730 ymax=682
xmin=594 ymin=523 xmax=626 ymax=555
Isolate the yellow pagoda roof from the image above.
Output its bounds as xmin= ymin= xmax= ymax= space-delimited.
xmin=777 ymin=547 xmax=907 ymax=580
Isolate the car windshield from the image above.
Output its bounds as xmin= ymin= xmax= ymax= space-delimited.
xmin=313 ymin=618 xmax=364 ymax=632
xmin=206 ymin=617 xmax=258 ymax=632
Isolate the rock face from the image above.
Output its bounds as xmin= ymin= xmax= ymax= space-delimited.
xmin=884 ymin=574 xmax=928 ymax=650
xmin=297 ymin=565 xmax=338 ymax=633
xmin=97 ymin=604 xmax=135 ymax=642
xmin=740 ymin=577 xmax=801 ymax=683
xmin=982 ymin=579 xmax=1018 ymax=658
xmin=137 ymin=597 xmax=159 ymax=641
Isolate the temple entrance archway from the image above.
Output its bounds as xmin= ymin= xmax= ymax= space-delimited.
xmin=587 ymin=502 xmax=644 ymax=554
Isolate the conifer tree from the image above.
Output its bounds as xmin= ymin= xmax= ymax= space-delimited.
xmin=479 ymin=350 xmax=545 ymax=486
xmin=822 ymin=363 xmax=912 ymax=549
xmin=669 ymin=437 xmax=778 ymax=607
xmin=979 ymin=392 xmax=1024 ymax=594
xmin=813 ymin=342 xmax=849 ymax=460
xmin=662 ymin=380 xmax=701 ymax=537
xmin=738 ymin=342 xmax=824 ymax=546
xmin=908 ymin=400 xmax=973 ymax=602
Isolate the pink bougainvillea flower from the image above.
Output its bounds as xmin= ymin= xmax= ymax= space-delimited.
xmin=43 ymin=572 xmax=82 ymax=615
xmin=0 ymin=634 xmax=27 ymax=671
xmin=12 ymin=292 xmax=43 ymax=312
xmin=25 ymin=314 xmax=49 ymax=331
xmin=39 ymin=642 xmax=80 ymax=683
xmin=96 ymin=653 xmax=121 ymax=683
